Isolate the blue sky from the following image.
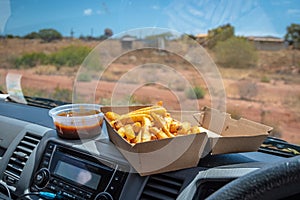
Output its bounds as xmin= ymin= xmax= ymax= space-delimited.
xmin=1 ymin=0 xmax=300 ymax=38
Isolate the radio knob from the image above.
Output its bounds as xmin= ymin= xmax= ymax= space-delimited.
xmin=33 ymin=168 xmax=50 ymax=189
xmin=95 ymin=192 xmax=113 ymax=200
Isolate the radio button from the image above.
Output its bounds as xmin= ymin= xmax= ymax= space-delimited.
xmin=114 ymin=170 xmax=126 ymax=182
xmin=52 ymin=179 xmax=58 ymax=185
xmin=114 ymin=176 xmax=120 ymax=181
xmin=77 ymin=190 xmax=86 ymax=197
xmin=70 ymin=187 xmax=77 ymax=194
xmin=48 ymin=143 xmax=54 ymax=150
xmin=84 ymin=192 xmax=93 ymax=199
xmin=108 ymin=185 xmax=115 ymax=192
xmin=42 ymin=160 xmax=49 ymax=167
xmin=58 ymin=181 xmax=64 ymax=188
xmin=44 ymin=152 xmax=52 ymax=158
xmin=61 ymin=191 xmax=76 ymax=199
xmin=64 ymin=184 xmax=70 ymax=191
xmin=47 ymin=184 xmax=59 ymax=192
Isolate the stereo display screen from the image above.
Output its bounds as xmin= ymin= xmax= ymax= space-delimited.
xmin=54 ymin=160 xmax=102 ymax=190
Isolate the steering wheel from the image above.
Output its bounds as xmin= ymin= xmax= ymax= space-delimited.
xmin=206 ymin=155 xmax=300 ymax=200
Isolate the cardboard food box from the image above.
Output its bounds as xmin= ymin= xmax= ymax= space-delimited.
xmin=101 ymin=106 xmax=208 ymax=176
xmin=195 ymin=107 xmax=273 ymax=155
xmin=101 ymin=106 xmax=272 ymax=176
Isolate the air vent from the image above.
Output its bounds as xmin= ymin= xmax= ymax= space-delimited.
xmin=3 ymin=133 xmax=41 ymax=187
xmin=140 ymin=174 xmax=184 ymax=200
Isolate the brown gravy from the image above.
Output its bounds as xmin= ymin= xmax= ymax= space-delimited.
xmin=55 ymin=110 xmax=103 ymax=139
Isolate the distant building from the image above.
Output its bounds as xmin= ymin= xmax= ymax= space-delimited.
xmin=247 ymin=36 xmax=286 ymax=51
xmin=120 ymin=35 xmax=136 ymax=49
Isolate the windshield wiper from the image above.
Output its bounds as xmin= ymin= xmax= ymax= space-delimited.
xmin=1 ymin=89 xmax=68 ymax=109
xmin=259 ymin=136 xmax=300 ymax=157
xmin=24 ymin=96 xmax=68 ymax=109
xmin=6 ymin=95 xmax=68 ymax=109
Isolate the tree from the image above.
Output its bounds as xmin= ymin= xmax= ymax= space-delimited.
xmin=214 ymin=37 xmax=257 ymax=68
xmin=285 ymin=23 xmax=300 ymax=49
xmin=99 ymin=28 xmax=113 ymax=40
xmin=207 ymin=24 xmax=234 ymax=49
xmin=38 ymin=28 xmax=62 ymax=42
xmin=24 ymin=31 xmax=40 ymax=39
xmin=104 ymin=28 xmax=113 ymax=37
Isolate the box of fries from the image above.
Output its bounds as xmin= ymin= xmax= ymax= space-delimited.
xmin=101 ymin=103 xmax=208 ymax=176
xmin=195 ymin=107 xmax=273 ymax=155
xmin=102 ymin=103 xmax=272 ymax=176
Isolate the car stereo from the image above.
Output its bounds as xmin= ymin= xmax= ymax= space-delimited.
xmin=31 ymin=142 xmax=129 ymax=200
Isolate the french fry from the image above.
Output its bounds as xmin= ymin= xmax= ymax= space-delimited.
xmin=190 ymin=126 xmax=201 ymax=134
xmin=164 ymin=116 xmax=173 ymax=130
xmin=149 ymin=127 xmax=169 ymax=139
xmin=118 ymin=114 xmax=152 ymax=125
xmin=177 ymin=122 xmax=191 ymax=135
xmin=141 ymin=117 xmax=152 ymax=142
xmin=132 ymin=130 xmax=142 ymax=143
xmin=132 ymin=122 xmax=142 ymax=133
xmin=156 ymin=101 xmax=163 ymax=106
xmin=128 ymin=106 xmax=167 ymax=117
xmin=151 ymin=134 xmax=158 ymax=140
xmin=111 ymin=120 xmax=123 ymax=130
xmin=151 ymin=112 xmax=174 ymax=138
xmin=117 ymin=127 xmax=126 ymax=137
xmin=124 ymin=124 xmax=135 ymax=140
xmin=141 ymin=128 xmax=152 ymax=142
xmin=169 ymin=121 xmax=181 ymax=133
xmin=105 ymin=111 xmax=120 ymax=121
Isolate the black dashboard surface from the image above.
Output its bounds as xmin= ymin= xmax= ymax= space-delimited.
xmin=0 ymin=100 xmax=291 ymax=200
xmin=0 ymin=100 xmax=54 ymax=129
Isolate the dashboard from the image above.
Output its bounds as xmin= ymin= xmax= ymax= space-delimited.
xmin=0 ymin=99 xmax=297 ymax=200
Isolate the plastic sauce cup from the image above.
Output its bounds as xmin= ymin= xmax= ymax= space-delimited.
xmin=49 ymin=104 xmax=104 ymax=139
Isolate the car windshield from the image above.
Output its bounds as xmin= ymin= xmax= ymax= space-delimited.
xmin=0 ymin=0 xmax=299 ymax=145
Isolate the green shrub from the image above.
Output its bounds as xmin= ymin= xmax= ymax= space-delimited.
xmin=52 ymin=87 xmax=72 ymax=102
xmin=77 ymin=73 xmax=92 ymax=82
xmin=14 ymin=52 xmax=48 ymax=68
xmin=261 ymin=75 xmax=270 ymax=83
xmin=185 ymin=86 xmax=206 ymax=99
xmin=214 ymin=37 xmax=257 ymax=68
xmin=207 ymin=24 xmax=234 ymax=49
xmin=84 ymin=55 xmax=103 ymax=71
xmin=49 ymin=45 xmax=91 ymax=67
xmin=13 ymin=45 xmax=92 ymax=68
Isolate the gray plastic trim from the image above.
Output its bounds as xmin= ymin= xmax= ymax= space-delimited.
xmin=176 ymin=166 xmax=260 ymax=200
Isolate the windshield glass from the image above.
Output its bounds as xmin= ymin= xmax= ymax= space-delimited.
xmin=0 ymin=0 xmax=299 ymax=144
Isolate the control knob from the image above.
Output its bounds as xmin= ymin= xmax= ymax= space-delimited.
xmin=95 ymin=192 xmax=113 ymax=200
xmin=33 ymin=168 xmax=50 ymax=189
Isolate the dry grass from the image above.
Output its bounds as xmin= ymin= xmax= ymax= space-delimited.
xmin=219 ymin=68 xmax=254 ymax=80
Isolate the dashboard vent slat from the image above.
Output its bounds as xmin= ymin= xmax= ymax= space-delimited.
xmin=24 ymin=135 xmax=40 ymax=144
xmin=20 ymin=140 xmax=38 ymax=149
xmin=16 ymin=145 xmax=33 ymax=155
xmin=140 ymin=174 xmax=184 ymax=200
xmin=3 ymin=132 xmax=41 ymax=188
